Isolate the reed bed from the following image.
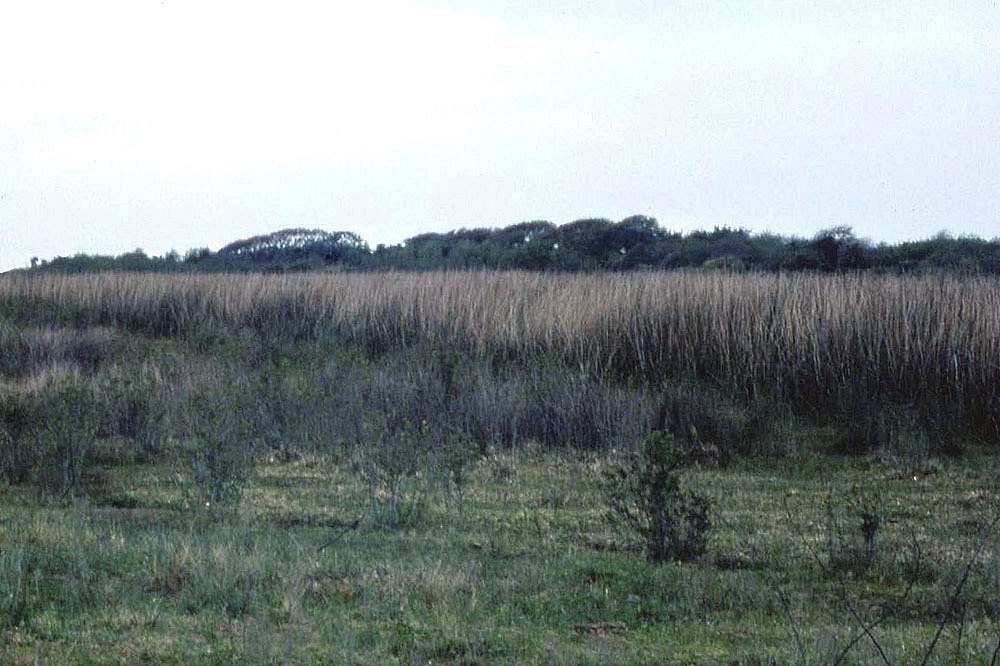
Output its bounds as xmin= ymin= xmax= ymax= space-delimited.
xmin=3 ymin=270 xmax=998 ymax=442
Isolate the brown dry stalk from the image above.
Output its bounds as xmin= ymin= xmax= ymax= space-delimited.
xmin=2 ymin=270 xmax=998 ymax=431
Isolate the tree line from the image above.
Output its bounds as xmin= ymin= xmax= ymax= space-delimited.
xmin=19 ymin=218 xmax=1000 ymax=274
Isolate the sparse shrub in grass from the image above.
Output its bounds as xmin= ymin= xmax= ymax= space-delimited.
xmin=833 ymin=399 xmax=952 ymax=472
xmin=16 ymin=378 xmax=103 ymax=499
xmin=182 ymin=387 xmax=259 ymax=518
xmin=822 ymin=487 xmax=885 ymax=576
xmin=427 ymin=430 xmax=478 ymax=523
xmin=521 ymin=363 xmax=654 ymax=451
xmin=0 ymin=418 xmax=22 ymax=485
xmin=449 ymin=363 xmax=525 ymax=451
xmin=916 ymin=395 xmax=967 ymax=457
xmin=346 ymin=347 xmax=483 ymax=527
xmin=522 ymin=365 xmax=606 ymax=450
xmin=0 ymin=321 xmax=112 ymax=379
xmin=253 ymin=343 xmax=371 ymax=458
xmin=96 ymin=374 xmax=169 ymax=461
xmin=834 ymin=378 xmax=925 ymax=457
xmin=355 ymin=412 xmax=430 ymax=528
xmin=0 ymin=391 xmax=40 ymax=485
xmin=836 ymin=398 xmax=897 ymax=456
xmin=0 ymin=319 xmax=30 ymax=377
xmin=656 ymin=380 xmax=791 ymax=461
xmin=603 ymin=430 xmax=712 ymax=563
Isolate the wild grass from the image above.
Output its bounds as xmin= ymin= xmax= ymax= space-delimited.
xmin=1 ymin=450 xmax=998 ymax=664
xmin=3 ymin=269 xmax=998 ymax=448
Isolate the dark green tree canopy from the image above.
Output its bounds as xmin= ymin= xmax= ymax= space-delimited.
xmin=220 ymin=228 xmax=366 ymax=258
xmin=218 ymin=228 xmax=369 ymax=269
xmin=16 ymin=217 xmax=1000 ymax=275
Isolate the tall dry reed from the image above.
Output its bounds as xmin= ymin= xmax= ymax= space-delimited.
xmin=3 ymin=270 xmax=998 ymax=439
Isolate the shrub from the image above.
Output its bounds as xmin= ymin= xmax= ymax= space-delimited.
xmin=0 ymin=378 xmax=106 ymax=499
xmin=603 ymin=430 xmax=712 ymax=563
xmin=822 ymin=487 xmax=884 ymax=576
xmin=0 ymin=409 xmax=28 ymax=484
xmin=521 ymin=363 xmax=653 ymax=451
xmin=655 ymin=381 xmax=787 ymax=461
xmin=354 ymin=413 xmax=430 ymax=528
xmin=182 ymin=387 xmax=258 ymax=518
xmin=35 ymin=380 xmax=102 ymax=498
xmin=97 ymin=374 xmax=169 ymax=461
xmin=427 ymin=430 xmax=478 ymax=522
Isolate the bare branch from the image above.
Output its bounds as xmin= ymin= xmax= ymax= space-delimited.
xmin=920 ymin=515 xmax=1000 ymax=666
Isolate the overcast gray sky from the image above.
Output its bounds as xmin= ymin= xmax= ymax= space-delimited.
xmin=2 ymin=0 xmax=998 ymax=271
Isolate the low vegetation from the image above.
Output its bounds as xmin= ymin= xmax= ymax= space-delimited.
xmin=603 ymin=430 xmax=712 ymax=564
xmin=1 ymin=269 xmax=998 ymax=663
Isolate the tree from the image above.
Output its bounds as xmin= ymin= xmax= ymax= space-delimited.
xmin=610 ymin=215 xmax=663 ymax=250
xmin=496 ymin=221 xmax=557 ymax=247
xmin=218 ymin=228 xmax=370 ymax=269
xmin=557 ymin=218 xmax=616 ymax=268
xmin=810 ymin=226 xmax=869 ymax=271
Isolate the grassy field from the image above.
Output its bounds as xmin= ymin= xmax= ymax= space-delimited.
xmin=2 ymin=448 xmax=999 ymax=664
xmin=1 ymin=270 xmax=999 ymax=664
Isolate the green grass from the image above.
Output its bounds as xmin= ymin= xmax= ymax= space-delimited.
xmin=2 ymin=449 xmax=998 ymax=665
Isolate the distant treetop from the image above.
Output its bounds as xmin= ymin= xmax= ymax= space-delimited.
xmin=14 ymin=218 xmax=1000 ymax=275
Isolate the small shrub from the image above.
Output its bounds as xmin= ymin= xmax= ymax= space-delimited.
xmin=603 ymin=430 xmax=712 ymax=563
xmin=0 ymin=319 xmax=30 ymax=377
xmin=354 ymin=413 xmax=430 ymax=528
xmin=428 ymin=430 xmax=478 ymax=522
xmin=0 ymin=419 xmax=19 ymax=484
xmin=522 ymin=364 xmax=653 ymax=451
xmin=656 ymin=381 xmax=786 ymax=461
xmin=182 ymin=388 xmax=258 ymax=518
xmin=822 ymin=487 xmax=884 ymax=576
xmin=97 ymin=375 xmax=168 ymax=461
xmin=32 ymin=379 xmax=102 ymax=499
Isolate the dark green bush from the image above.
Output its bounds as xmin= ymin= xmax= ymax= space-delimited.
xmin=604 ymin=430 xmax=712 ymax=563
xmin=354 ymin=413 xmax=430 ymax=528
xmin=182 ymin=387 xmax=259 ymax=518
xmin=97 ymin=375 xmax=169 ymax=461
xmin=0 ymin=378 xmax=104 ymax=498
xmin=34 ymin=380 xmax=101 ymax=498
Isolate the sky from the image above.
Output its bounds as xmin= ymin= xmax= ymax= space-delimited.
xmin=1 ymin=0 xmax=998 ymax=271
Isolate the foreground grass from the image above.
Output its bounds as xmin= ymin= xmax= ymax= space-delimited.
xmin=2 ymin=449 xmax=998 ymax=665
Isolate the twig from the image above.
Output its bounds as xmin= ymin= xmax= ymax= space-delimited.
xmin=920 ymin=515 xmax=1000 ymax=666
xmin=316 ymin=517 xmax=363 ymax=552
xmin=833 ymin=600 xmax=892 ymax=666
xmin=786 ymin=491 xmax=895 ymax=666
xmin=777 ymin=588 xmax=806 ymax=665
xmin=831 ymin=529 xmax=920 ymax=666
